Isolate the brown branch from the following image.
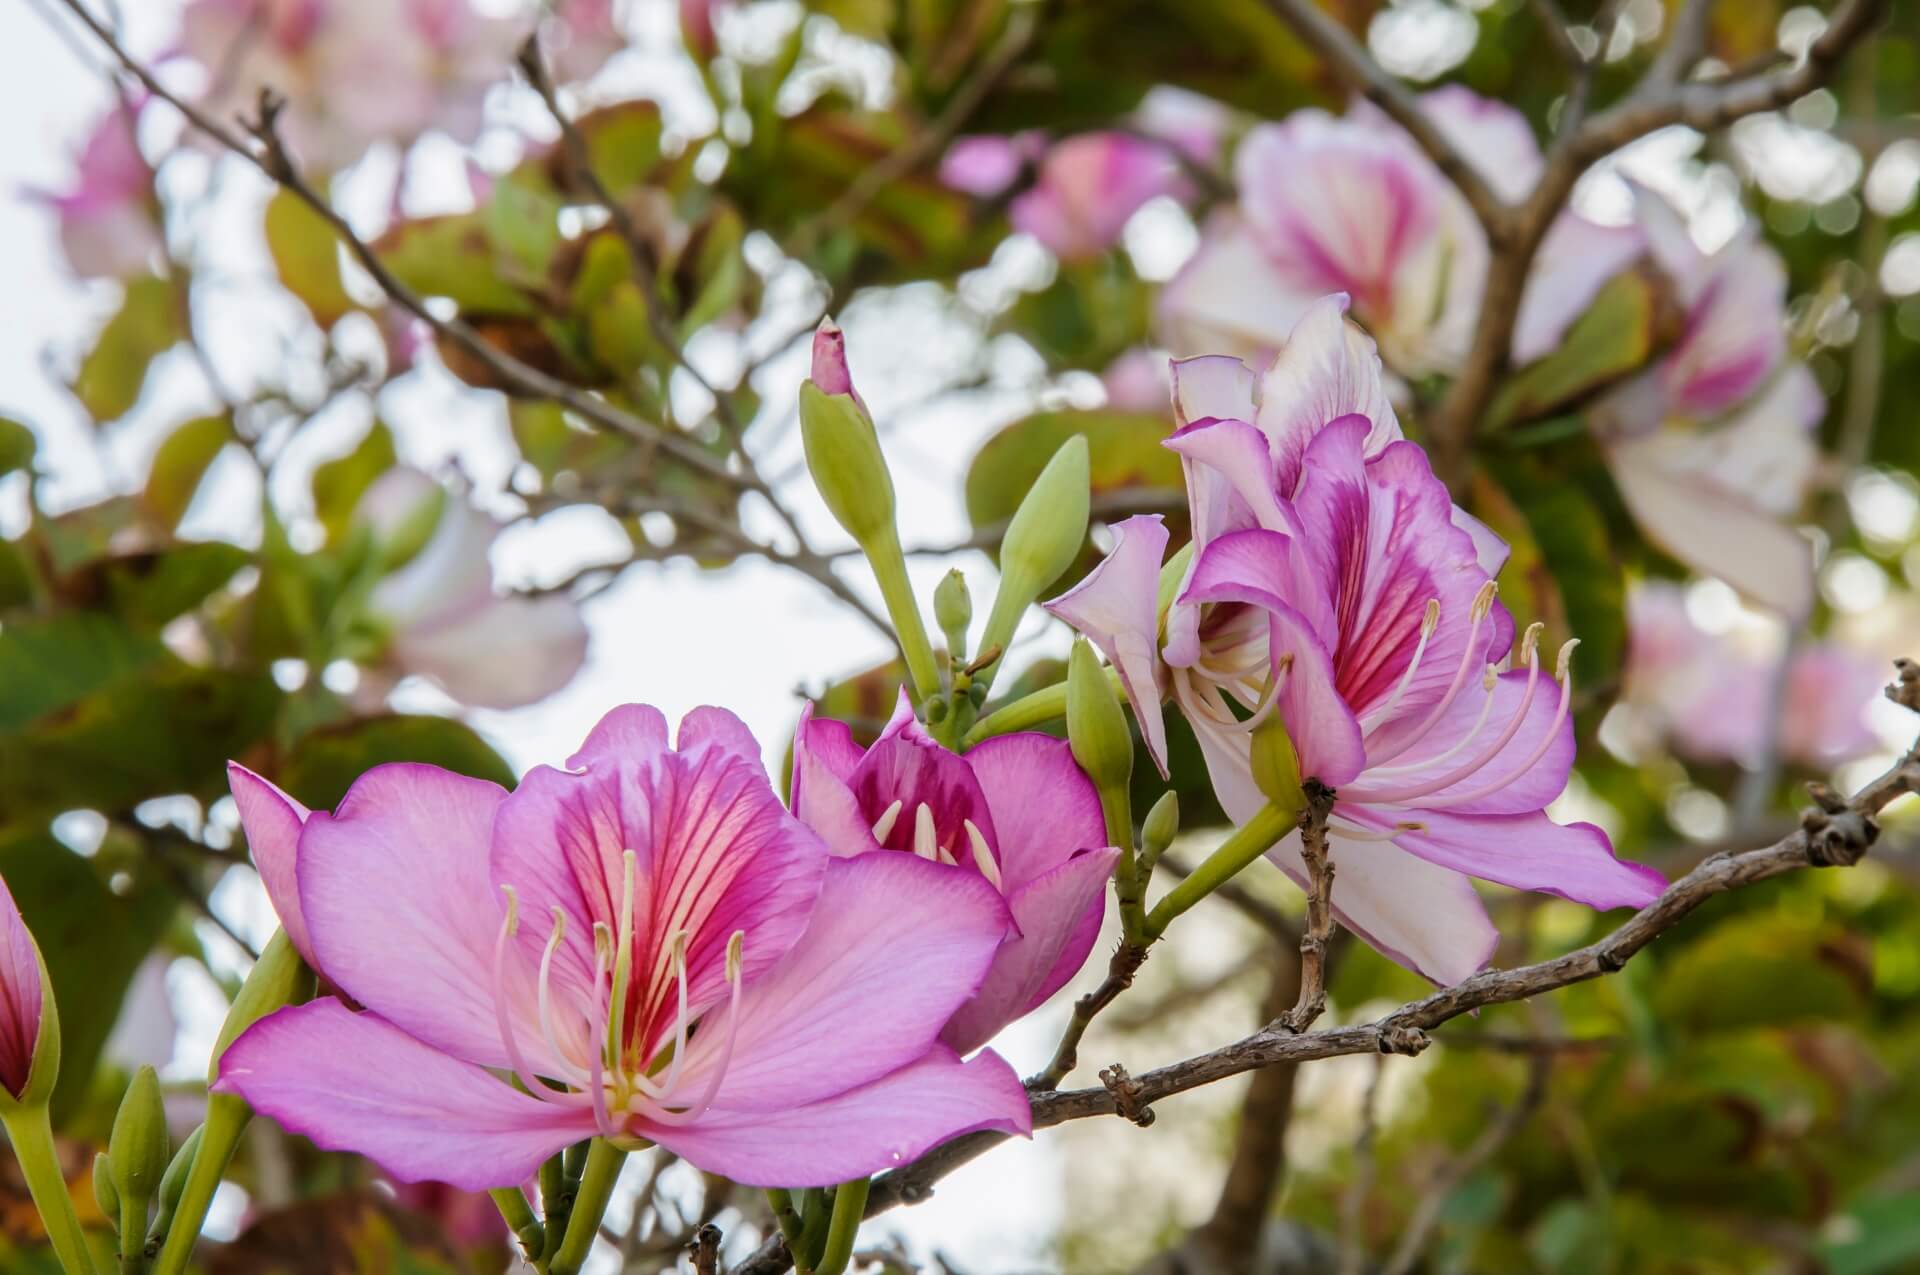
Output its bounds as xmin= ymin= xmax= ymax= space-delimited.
xmin=1259 ymin=0 xmax=1513 ymax=237
xmin=1525 ymin=0 xmax=1586 ymax=72
xmin=1643 ymin=0 xmax=1713 ymax=91
xmin=688 ymin=1224 xmax=723 ymax=1275
xmin=1278 ymin=780 xmax=1337 ymax=1032
xmin=729 ymin=663 xmax=1920 ymax=1275
xmin=1379 ymin=1050 xmax=1551 ymax=1275
xmin=1031 ymin=938 xmax=1152 ymax=1090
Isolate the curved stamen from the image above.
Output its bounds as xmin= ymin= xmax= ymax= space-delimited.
xmin=1225 ymin=653 xmax=1292 ymax=734
xmin=490 ymin=887 xmax=552 ymax=1102
xmin=534 ymin=907 xmax=588 ymax=1088
xmin=1365 ymin=662 xmax=1502 ymax=778
xmin=1359 ymin=598 xmax=1442 ymax=733
xmin=1327 ymin=819 xmax=1428 ymax=842
xmin=655 ymin=930 xmax=692 ymax=1105
xmin=1421 ymin=639 xmax=1578 ymax=809
xmin=964 ymin=820 xmax=1002 ymax=890
xmin=1365 ymin=582 xmax=1497 ymax=768
xmin=638 ymin=931 xmax=745 ymax=1128
xmin=587 ymin=924 xmax=614 ymax=1139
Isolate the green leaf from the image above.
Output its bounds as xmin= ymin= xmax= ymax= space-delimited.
xmin=485 ymin=169 xmax=564 ymax=284
xmin=0 ymin=829 xmax=177 ymax=1126
xmin=264 ymin=189 xmax=354 ymax=327
xmin=587 ymin=280 xmax=659 ymax=379
xmin=569 ymin=101 xmax=665 ymax=195
xmin=1003 ymin=260 xmax=1154 ymax=370
xmin=374 ymin=213 xmax=535 ymax=317
xmin=508 ymin=401 xmax=626 ymax=483
xmin=1488 ymin=267 xmax=1672 ymax=430
xmin=0 ymin=614 xmax=163 ymax=731
xmin=33 ymin=497 xmax=140 ymax=576
xmin=278 ymin=714 xmax=516 ymax=811
xmin=311 ymin=421 xmax=396 ymax=544
xmin=102 ymin=542 xmax=252 ymax=630
xmin=0 ymin=416 xmax=36 ymax=477
xmin=1821 ymin=1193 xmax=1920 ymax=1275
xmin=72 ymin=277 xmax=182 ymax=423
xmin=144 ymin=415 xmax=233 ymax=530
xmin=1653 ymin=912 xmax=1870 ymax=1032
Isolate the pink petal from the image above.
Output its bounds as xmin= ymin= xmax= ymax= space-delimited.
xmin=846 ymin=691 xmax=1001 ymax=855
xmin=963 ymin=733 xmax=1108 ymax=893
xmin=791 ymin=705 xmax=883 ymax=859
xmin=227 ymin=763 xmax=316 ymax=969
xmin=1348 ymin=808 xmax=1666 ymax=911
xmin=1044 ymin=515 xmax=1173 ymax=775
xmin=645 ymin=1046 xmax=1030 ymax=1188
xmin=1660 ymin=233 xmax=1788 ymax=418
xmin=1164 ymin=417 xmax=1298 ymax=537
xmin=1355 ymin=665 xmax=1571 ymax=815
xmin=297 ymin=763 xmax=519 ymax=1070
xmin=1268 ymin=829 xmax=1497 ymax=987
xmin=1513 ymin=213 xmax=1646 ymax=364
xmin=1169 ymin=354 xmax=1258 ymax=429
xmin=393 ymin=592 xmax=589 ymax=710
xmin=216 ymin=1002 xmax=594 ymax=1191
xmin=940 ymin=847 xmax=1120 ymax=1055
xmin=0 ymin=875 xmax=43 ymax=1102
xmin=1254 ymin=295 xmax=1402 ymax=496
xmin=940 ymin=134 xmax=1033 ymax=198
xmin=1411 ymin=85 xmax=1543 ymax=203
xmin=1159 ymin=211 xmax=1317 ymax=361
xmin=674 ymin=853 xmax=1011 ymax=1112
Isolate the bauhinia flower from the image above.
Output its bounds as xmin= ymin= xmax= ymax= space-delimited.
xmin=354 ymin=468 xmax=589 ymax=710
xmin=1048 ymin=296 xmax=1664 ymax=984
xmin=0 ymin=877 xmax=52 ymax=1108
xmin=29 ymin=98 xmax=163 ymax=280
xmin=214 ymin=705 xmax=1031 ymax=1190
xmin=1160 ymin=86 xmax=1534 ymax=375
xmin=791 ymin=694 xmax=1120 ymax=1054
xmin=940 ymin=131 xmax=1184 ymax=262
xmin=1527 ymin=188 xmax=1819 ymax=617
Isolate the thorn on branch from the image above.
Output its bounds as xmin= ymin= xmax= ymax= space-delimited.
xmin=1100 ymin=1064 xmax=1155 ymax=1127
xmin=1888 ymin=657 xmax=1920 ymax=712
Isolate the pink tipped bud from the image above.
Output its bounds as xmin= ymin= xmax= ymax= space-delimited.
xmin=810 ymin=318 xmax=861 ymax=404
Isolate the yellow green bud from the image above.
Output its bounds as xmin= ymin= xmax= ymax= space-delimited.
xmin=1142 ymin=792 xmax=1180 ymax=864
xmin=979 ymin=435 xmax=1090 ymax=683
xmin=1249 ymin=715 xmax=1303 ymax=811
xmin=92 ymin=1151 xmax=119 ymax=1226
xmin=1067 ymin=639 xmax=1132 ymax=792
xmin=798 ymin=383 xmax=894 ymax=550
xmin=934 ymin=570 xmax=972 ymax=660
xmin=148 ymin=1125 xmax=203 ymax=1246
xmin=109 ymin=1064 xmax=169 ymax=1211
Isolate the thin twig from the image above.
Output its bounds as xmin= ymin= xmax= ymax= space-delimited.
xmin=688 ymin=1224 xmax=723 ymax=1275
xmin=1278 ymin=780 xmax=1337 ymax=1033
xmin=1524 ymin=0 xmax=1585 ymax=72
xmin=1031 ymin=939 xmax=1152 ymax=1090
xmin=1644 ymin=0 xmax=1713 ymax=90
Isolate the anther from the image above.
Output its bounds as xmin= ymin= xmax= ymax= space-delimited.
xmin=726 ymin=930 xmax=745 ymax=983
xmin=1469 ymin=579 xmax=1498 ymax=621
xmin=913 ymin=803 xmax=939 ymax=861
xmin=964 ymin=820 xmax=1002 ymax=889
xmin=1555 ymin=638 xmax=1580 ymax=682
xmin=1421 ymin=598 xmax=1441 ymax=638
xmin=870 ymin=799 xmax=904 ymax=844
xmin=1520 ymin=621 xmax=1544 ymax=666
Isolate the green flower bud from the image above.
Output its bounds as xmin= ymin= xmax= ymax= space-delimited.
xmin=1142 ymin=792 xmax=1180 ymax=865
xmin=109 ymin=1064 xmax=169 ymax=1213
xmin=798 ymin=375 xmax=895 ymax=550
xmin=92 ymin=1151 xmax=120 ymax=1228
xmin=934 ymin=570 xmax=972 ymax=660
xmin=148 ymin=1123 xmax=203 ymax=1246
xmin=210 ymin=928 xmax=315 ymax=1083
xmin=1249 ymin=715 xmax=1303 ymax=811
xmin=979 ymin=435 xmax=1089 ymax=683
xmin=1067 ymin=639 xmax=1132 ymax=793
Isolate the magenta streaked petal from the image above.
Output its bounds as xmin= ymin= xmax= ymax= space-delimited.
xmin=216 ymin=1002 xmax=595 ymax=1191
xmin=847 ymin=692 xmax=1000 ymax=855
xmin=1268 ymin=829 xmax=1497 ymax=987
xmin=0 ymin=876 xmax=43 ymax=1102
xmin=1449 ymin=506 xmax=1511 ymax=578
xmin=675 ymin=853 xmax=1011 ymax=1113
xmin=1356 ymin=665 xmax=1572 ymax=815
xmin=790 ymin=705 xmax=883 ymax=859
xmin=941 ymin=847 xmax=1119 ymax=1055
xmin=1255 ymin=295 xmax=1403 ymax=495
xmin=1164 ymin=417 xmax=1297 ymax=537
xmin=963 ymin=733 xmax=1109 ymax=892
xmin=645 ymin=1046 xmax=1030 ymax=1188
xmin=227 ymin=762 xmax=316 ymax=969
xmin=296 ymin=763 xmax=517 ymax=1070
xmin=1182 ymin=529 xmax=1368 ymax=786
xmin=566 ymin=702 xmax=669 ymax=768
xmin=1044 ymin=515 xmax=1173 ymax=774
xmin=1347 ymin=808 xmax=1667 ymax=912
xmin=1661 ymin=234 xmax=1789 ymax=418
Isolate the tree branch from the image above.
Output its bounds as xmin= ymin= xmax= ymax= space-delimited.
xmin=1278 ymin=780 xmax=1337 ymax=1032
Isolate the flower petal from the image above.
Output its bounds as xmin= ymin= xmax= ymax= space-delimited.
xmin=1513 ymin=213 xmax=1646 ymax=364
xmin=1253 ymin=295 xmax=1402 ymax=496
xmin=216 ymin=1001 xmax=594 ymax=1191
xmin=645 ymin=1046 xmax=1031 ymax=1188
xmin=1044 ymin=515 xmax=1172 ymax=774
xmin=394 ymin=593 xmax=589 ymax=710
xmin=227 ymin=762 xmax=316 ymax=968
xmin=1169 ymin=354 xmax=1258 ymax=428
xmin=0 ymin=875 xmax=43 ymax=1101
xmin=1159 ymin=211 xmax=1317 ymax=361
xmin=1164 ymin=417 xmax=1298 ymax=537
xmin=1348 ymin=808 xmax=1665 ymax=911
xmin=297 ymin=763 xmax=516 ymax=1069
xmin=1268 ymin=830 xmax=1497 ymax=986
xmin=846 ymin=692 xmax=1001 ymax=857
xmin=1355 ymin=666 xmax=1571 ymax=815
xmin=940 ymin=847 xmax=1120 ymax=1056
xmin=678 ymin=853 xmax=1011 ymax=1113
xmin=963 ymin=732 xmax=1109 ymax=892
xmin=791 ymin=705 xmax=883 ymax=858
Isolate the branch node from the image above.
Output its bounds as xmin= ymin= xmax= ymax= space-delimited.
xmin=1377 ymin=1024 xmax=1430 ymax=1056
xmin=1595 ymin=948 xmax=1627 ymax=973
xmin=1888 ymin=658 xmax=1920 ymax=712
xmin=1100 ymin=1064 xmax=1156 ymax=1127
xmin=1801 ymin=805 xmax=1878 ymax=868
xmin=688 ymin=1222 xmax=723 ymax=1275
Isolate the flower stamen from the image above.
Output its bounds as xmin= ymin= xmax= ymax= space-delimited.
xmin=913 ymin=803 xmax=939 ymax=861
xmin=870 ymin=799 xmax=904 ymax=845
xmin=964 ymin=819 xmax=1002 ymax=889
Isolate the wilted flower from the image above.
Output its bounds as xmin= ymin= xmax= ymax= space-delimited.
xmin=1049 ymin=297 xmax=1664 ymax=984
xmin=354 ymin=468 xmax=589 ymax=710
xmin=791 ymin=694 xmax=1119 ymax=1054
xmin=216 ymin=705 xmax=1032 ymax=1189
xmin=29 ymin=98 xmax=163 ymax=280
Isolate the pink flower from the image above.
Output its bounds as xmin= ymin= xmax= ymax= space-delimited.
xmin=215 ymin=706 xmax=1032 ymax=1190
xmin=1049 ymin=297 xmax=1663 ymax=985
xmin=1101 ymin=348 xmax=1172 ymax=415
xmin=679 ymin=0 xmax=723 ymax=61
xmin=543 ymin=0 xmax=626 ymax=84
xmin=354 ymin=469 xmax=589 ymax=710
xmin=939 ymin=133 xmax=1045 ymax=199
xmin=1011 ymin=132 xmax=1185 ymax=262
xmin=791 ymin=694 xmax=1119 ymax=1054
xmin=1161 ymin=89 xmax=1529 ymax=374
xmin=386 ymin=1180 xmax=509 ymax=1248
xmin=1134 ymin=87 xmax=1231 ymax=167
xmin=0 ymin=877 xmax=48 ymax=1103
xmin=29 ymin=99 xmax=162 ymax=280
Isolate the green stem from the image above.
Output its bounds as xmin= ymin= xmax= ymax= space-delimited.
xmin=864 ymin=528 xmax=941 ymax=704
xmin=765 ymin=1188 xmax=807 ymax=1258
xmin=796 ymin=1187 xmax=831 ymax=1271
xmin=149 ymin=1093 xmax=249 ymax=1275
xmin=548 ymin=1139 xmax=626 ymax=1275
xmin=2 ymin=1104 xmax=100 ymax=1275
xmin=489 ymin=1187 xmax=543 ymax=1261
xmin=537 ymin=1152 xmax=567 ymax=1262
xmin=1145 ymin=800 xmax=1298 ymax=939
xmin=1100 ymin=786 xmax=1146 ymax=941
xmin=962 ymin=667 xmax=1129 ymax=749
xmin=118 ymin=1197 xmax=146 ymax=1275
xmin=813 ymin=1177 xmax=871 ymax=1275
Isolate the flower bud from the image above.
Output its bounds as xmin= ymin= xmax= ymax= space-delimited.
xmin=799 ymin=356 xmax=895 ymax=550
xmin=980 ymin=435 xmax=1090 ymax=681
xmin=0 ymin=875 xmax=60 ymax=1112
xmin=1142 ymin=791 xmax=1180 ymax=865
xmin=1067 ymin=639 xmax=1132 ymax=792
xmin=108 ymin=1064 xmax=169 ymax=1213
xmin=1249 ymin=714 xmax=1303 ymax=811
xmin=210 ymin=928 xmax=314 ymax=1084
xmin=147 ymin=1124 xmax=203 ymax=1246
xmin=934 ymin=570 xmax=972 ymax=659
xmin=92 ymin=1152 xmax=119 ymax=1226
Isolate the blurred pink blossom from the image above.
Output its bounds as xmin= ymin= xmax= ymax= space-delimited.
xmin=29 ymin=99 xmax=162 ymax=280
xmin=543 ymin=0 xmax=627 ymax=84
xmin=1010 ymin=132 xmax=1185 ymax=261
xmin=1101 ymin=347 xmax=1171 ymax=414
xmin=939 ymin=133 xmax=1045 ymax=199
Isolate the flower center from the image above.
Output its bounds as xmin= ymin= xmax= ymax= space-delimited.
xmin=868 ymin=800 xmax=1003 ymax=890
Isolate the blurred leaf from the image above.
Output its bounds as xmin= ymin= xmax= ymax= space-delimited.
xmin=1821 ymin=1192 xmax=1920 ymax=1275
xmin=72 ymin=277 xmax=182 ymax=424
xmin=0 ymin=417 xmax=36 ymax=477
xmin=586 ymin=280 xmax=658 ymax=379
xmin=210 ymin=1191 xmax=468 ymax=1275
xmin=1004 ymin=260 xmax=1154 ymax=370
xmin=1654 ymin=913 xmax=1871 ymax=1032
xmin=34 ymin=498 xmax=140 ymax=576
xmin=818 ymin=0 xmax=894 ymax=39
xmin=0 ymin=540 xmax=34 ymax=612
xmin=485 ymin=170 xmax=563 ymax=284
xmin=375 ymin=214 xmax=535 ymax=317
xmin=563 ymin=101 xmax=665 ymax=195
xmin=676 ymin=204 xmax=747 ymax=336
xmin=277 ymin=714 xmax=516 ymax=811
xmin=311 ymin=421 xmax=396 ymax=544
xmin=508 ymin=401 xmax=625 ymax=483
xmin=144 ymin=415 xmax=234 ymax=531
xmin=264 ymin=189 xmax=354 ymax=327
xmin=102 ymin=542 xmax=252 ymax=630
xmin=0 ymin=614 xmax=163 ymax=730
xmin=1488 ymin=267 xmax=1672 ymax=430
xmin=0 ymin=829 xmax=176 ymax=1126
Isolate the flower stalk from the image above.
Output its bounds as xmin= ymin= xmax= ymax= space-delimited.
xmin=548 ymin=1138 xmax=626 ymax=1275
xmin=814 ymin=1177 xmax=871 ymax=1275
xmin=1145 ymin=797 xmax=1302 ymax=940
xmin=2 ymin=1103 xmax=99 ymax=1275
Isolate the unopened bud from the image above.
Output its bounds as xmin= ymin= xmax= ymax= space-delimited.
xmin=980 ymin=436 xmax=1090 ymax=682
xmin=1248 ymin=716 xmax=1302 ymax=809
xmin=109 ymin=1065 xmax=169 ymax=1214
xmin=1142 ymin=791 xmax=1180 ymax=866
xmin=934 ymin=570 xmax=972 ymax=659
xmin=210 ymin=928 xmax=314 ymax=1084
xmin=93 ymin=1152 xmax=119 ymax=1228
xmin=798 ymin=376 xmax=895 ymax=549
xmin=1067 ymin=639 xmax=1132 ymax=792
